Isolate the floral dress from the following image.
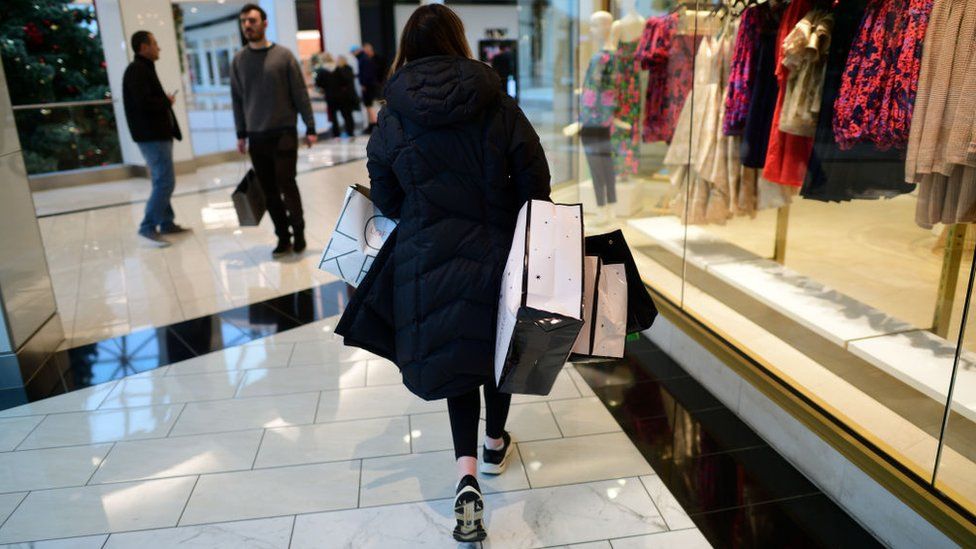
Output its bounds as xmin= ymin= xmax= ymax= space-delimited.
xmin=580 ymin=50 xmax=617 ymax=128
xmin=611 ymin=39 xmax=642 ymax=175
xmin=638 ymin=12 xmax=700 ymax=143
xmin=723 ymin=6 xmax=763 ymax=136
xmin=832 ymin=0 xmax=934 ymax=150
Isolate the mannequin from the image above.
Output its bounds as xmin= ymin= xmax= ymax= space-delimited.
xmin=565 ymin=11 xmax=631 ymax=225
xmin=610 ymin=0 xmax=646 ymax=44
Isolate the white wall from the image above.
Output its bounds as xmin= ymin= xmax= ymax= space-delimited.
xmin=321 ymin=0 xmax=362 ymax=70
xmin=394 ymin=4 xmax=520 ymax=62
xmin=260 ymin=0 xmax=299 ymax=56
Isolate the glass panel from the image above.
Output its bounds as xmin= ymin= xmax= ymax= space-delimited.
xmin=12 ymin=103 xmax=121 ymax=174
xmin=0 ymin=0 xmax=120 ymax=175
xmin=936 ymin=231 xmax=976 ymax=514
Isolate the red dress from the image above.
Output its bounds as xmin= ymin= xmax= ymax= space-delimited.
xmin=762 ymin=0 xmax=814 ymax=187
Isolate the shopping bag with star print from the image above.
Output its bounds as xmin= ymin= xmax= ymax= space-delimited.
xmin=494 ymin=200 xmax=585 ymax=395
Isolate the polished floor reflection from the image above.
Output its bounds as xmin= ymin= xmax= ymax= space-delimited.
xmin=0 ymin=315 xmax=712 ymax=547
xmin=575 ymin=340 xmax=881 ymax=548
xmin=36 ymin=151 xmax=366 ymax=349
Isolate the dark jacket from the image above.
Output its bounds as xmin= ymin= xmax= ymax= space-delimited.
xmin=122 ymin=55 xmax=182 ymax=142
xmin=315 ymin=65 xmax=360 ymax=110
xmin=335 ymin=56 xmax=551 ymax=400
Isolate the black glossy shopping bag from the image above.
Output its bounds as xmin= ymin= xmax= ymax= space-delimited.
xmin=232 ymin=168 xmax=266 ymax=226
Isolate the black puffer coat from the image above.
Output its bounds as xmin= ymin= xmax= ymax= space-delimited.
xmin=335 ymin=56 xmax=551 ymax=400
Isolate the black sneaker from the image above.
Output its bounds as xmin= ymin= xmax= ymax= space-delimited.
xmin=272 ymin=238 xmax=292 ymax=258
xmin=138 ymin=231 xmax=170 ymax=248
xmin=480 ymin=431 xmax=513 ymax=475
xmin=453 ymin=475 xmax=487 ymax=542
xmin=159 ymin=224 xmax=192 ymax=235
xmin=293 ymin=232 xmax=307 ymax=253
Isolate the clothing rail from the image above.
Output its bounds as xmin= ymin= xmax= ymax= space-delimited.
xmin=11 ymin=98 xmax=113 ymax=111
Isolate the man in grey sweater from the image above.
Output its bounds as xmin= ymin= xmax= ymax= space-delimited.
xmin=232 ymin=3 xmax=317 ymax=257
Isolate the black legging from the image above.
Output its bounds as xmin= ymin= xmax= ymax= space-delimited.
xmin=447 ymin=383 xmax=512 ymax=459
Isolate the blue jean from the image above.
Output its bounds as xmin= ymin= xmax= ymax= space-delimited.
xmin=137 ymin=140 xmax=176 ymax=234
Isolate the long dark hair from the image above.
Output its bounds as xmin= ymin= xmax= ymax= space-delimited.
xmin=391 ymin=5 xmax=472 ymax=77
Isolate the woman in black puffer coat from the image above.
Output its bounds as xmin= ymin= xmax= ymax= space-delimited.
xmin=335 ymin=4 xmax=550 ymax=542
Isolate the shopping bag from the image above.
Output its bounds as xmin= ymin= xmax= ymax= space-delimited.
xmin=494 ymin=200 xmax=585 ymax=395
xmin=572 ymin=256 xmax=628 ymax=358
xmin=584 ymin=230 xmax=657 ymax=333
xmin=232 ymin=168 xmax=266 ymax=226
xmin=319 ymin=184 xmax=398 ymax=287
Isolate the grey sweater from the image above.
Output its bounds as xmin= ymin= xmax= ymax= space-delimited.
xmin=231 ymin=44 xmax=315 ymax=138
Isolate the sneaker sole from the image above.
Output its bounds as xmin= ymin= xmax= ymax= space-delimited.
xmin=480 ymin=440 xmax=514 ymax=475
xmin=138 ymin=236 xmax=170 ymax=248
xmin=453 ymin=487 xmax=487 ymax=542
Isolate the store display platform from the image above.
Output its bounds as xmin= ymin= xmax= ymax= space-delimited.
xmin=628 ymin=216 xmax=976 ymax=422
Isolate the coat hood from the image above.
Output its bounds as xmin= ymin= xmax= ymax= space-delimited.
xmin=384 ymin=56 xmax=501 ymax=127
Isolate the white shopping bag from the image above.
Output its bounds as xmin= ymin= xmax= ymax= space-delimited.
xmin=318 ymin=184 xmax=397 ymax=287
xmin=494 ymin=200 xmax=585 ymax=393
xmin=572 ymin=256 xmax=628 ymax=358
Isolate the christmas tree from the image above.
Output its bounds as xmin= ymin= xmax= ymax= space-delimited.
xmin=0 ymin=0 xmax=120 ymax=174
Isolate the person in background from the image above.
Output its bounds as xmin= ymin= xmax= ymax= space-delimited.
xmin=314 ymin=53 xmax=359 ymax=139
xmin=123 ymin=30 xmax=189 ymax=248
xmin=231 ymin=3 xmax=317 ymax=258
xmin=336 ymin=4 xmax=550 ymax=542
xmin=351 ymin=43 xmax=382 ymax=134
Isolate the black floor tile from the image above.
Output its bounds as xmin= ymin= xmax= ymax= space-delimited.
xmin=694 ymin=494 xmax=884 ymax=549
xmin=595 ymin=380 xmax=675 ymax=421
xmin=64 ymin=328 xmax=197 ymax=388
xmin=574 ymin=358 xmax=660 ymax=389
xmin=671 ymin=407 xmax=768 ymax=459
xmin=657 ymin=446 xmax=821 ymax=515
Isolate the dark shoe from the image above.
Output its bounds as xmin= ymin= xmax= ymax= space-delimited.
xmin=272 ymin=238 xmax=292 ymax=258
xmin=159 ymin=224 xmax=191 ymax=235
xmin=480 ymin=431 xmax=513 ymax=475
xmin=453 ymin=475 xmax=487 ymax=542
xmin=293 ymin=232 xmax=307 ymax=253
xmin=138 ymin=231 xmax=170 ymax=248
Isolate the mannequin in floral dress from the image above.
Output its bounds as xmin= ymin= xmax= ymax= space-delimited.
xmin=610 ymin=0 xmax=644 ymax=178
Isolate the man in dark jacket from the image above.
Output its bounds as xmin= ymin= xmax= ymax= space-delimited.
xmin=122 ymin=30 xmax=187 ymax=248
xmin=352 ymin=44 xmax=383 ymax=134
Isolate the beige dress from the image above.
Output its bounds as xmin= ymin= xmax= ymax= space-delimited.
xmin=665 ymin=24 xmax=742 ymax=225
xmin=779 ymin=9 xmax=834 ymax=137
xmin=905 ymin=0 xmax=976 ymax=228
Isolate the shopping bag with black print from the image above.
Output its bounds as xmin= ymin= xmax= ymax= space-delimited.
xmin=494 ymin=200 xmax=585 ymax=395
xmin=318 ymin=184 xmax=398 ymax=287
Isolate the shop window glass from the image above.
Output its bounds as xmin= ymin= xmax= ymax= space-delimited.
xmin=540 ymin=0 xmax=976 ymax=516
xmin=0 ymin=0 xmax=121 ymax=174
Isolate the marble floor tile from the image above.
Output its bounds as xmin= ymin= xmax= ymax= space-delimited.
xmin=365 ymin=359 xmax=402 ymax=386
xmin=17 ymin=404 xmax=183 ymax=450
xmin=288 ymin=340 xmax=378 ymax=366
xmin=0 ymin=477 xmax=196 ymax=543
xmin=179 ymin=461 xmax=361 ymax=525
xmin=255 ymin=416 xmax=410 ymax=468
xmin=236 ymin=363 xmax=368 ymax=398
xmin=0 ymin=492 xmax=26 ymax=524
xmin=0 ymin=416 xmax=43 ymax=451
xmin=519 ymin=432 xmax=653 ymax=488
xmin=90 ymin=430 xmax=263 ymax=484
xmin=0 ymin=444 xmax=112 ymax=492
xmin=549 ymin=397 xmax=622 ymax=437
xmin=608 ymin=529 xmax=711 ymax=549
xmin=510 ymin=370 xmax=582 ymax=405
xmin=639 ymin=475 xmax=696 ymax=531
xmin=291 ymin=500 xmax=463 ymax=549
xmin=169 ymin=393 xmax=318 ymax=437
xmin=127 ymin=298 xmax=184 ymax=332
xmin=483 ymin=478 xmax=667 ymax=548
xmin=0 ymin=534 xmax=110 ymax=548
xmin=99 ymin=372 xmax=244 ymax=409
xmin=563 ymin=542 xmax=613 ymax=549
xmin=164 ymin=342 xmax=295 ymax=377
xmin=0 ymin=382 xmax=118 ymax=418
xmin=103 ymin=516 xmax=293 ymax=548
xmin=315 ymin=384 xmax=446 ymax=423
xmin=409 ymin=402 xmax=562 ymax=454
xmin=568 ymin=367 xmax=598 ymax=397
xmin=359 ymin=448 xmax=529 ymax=508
